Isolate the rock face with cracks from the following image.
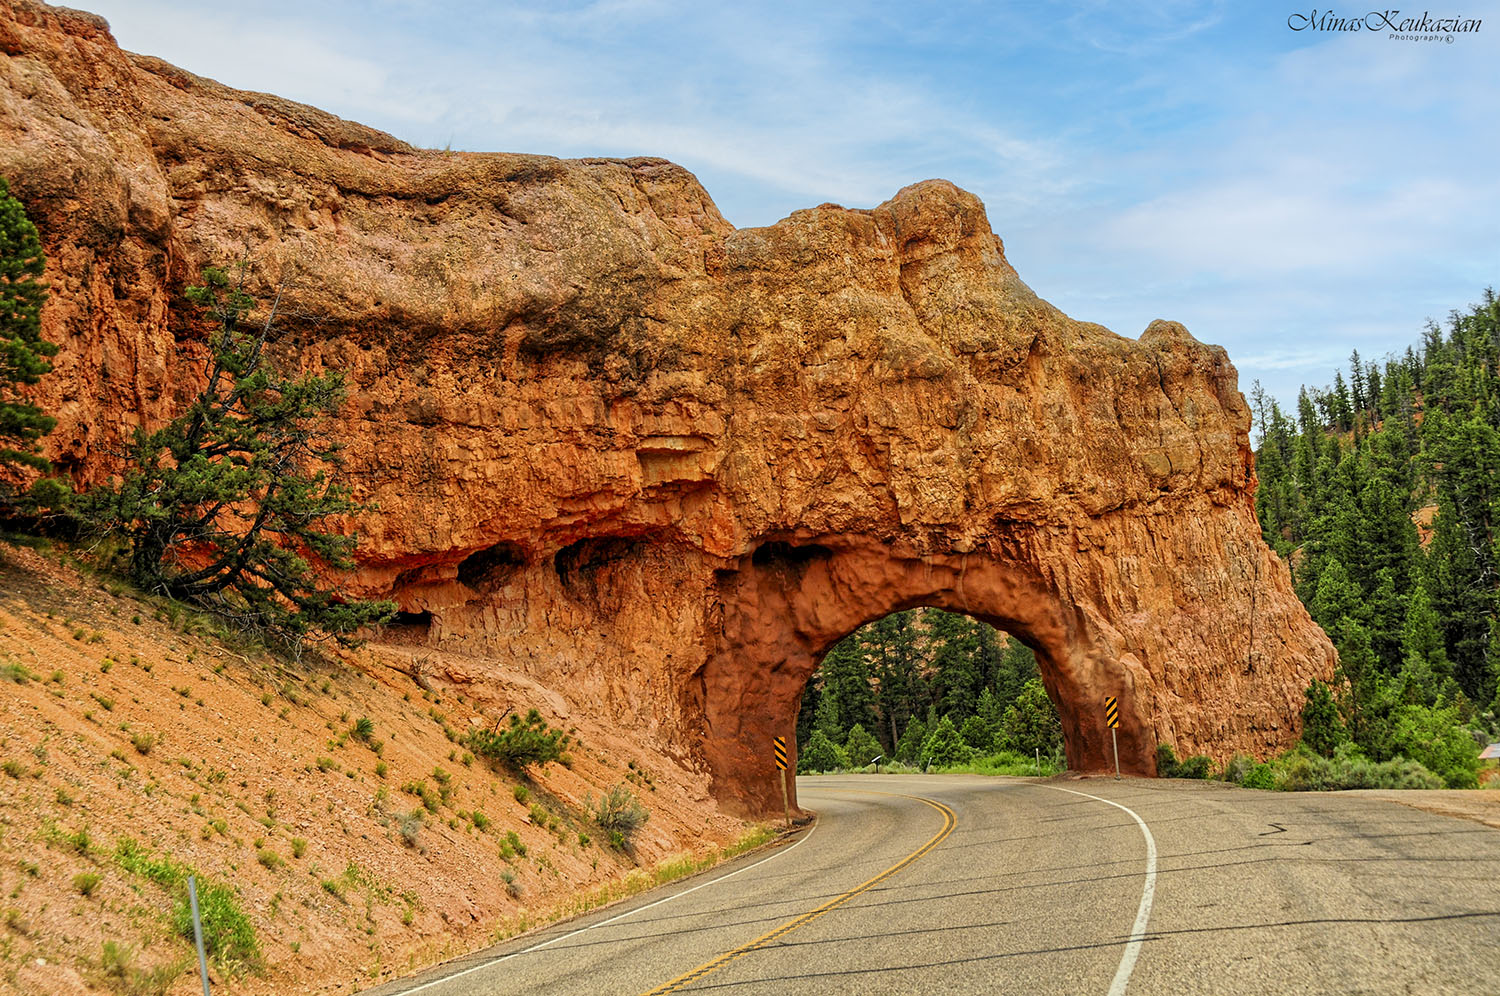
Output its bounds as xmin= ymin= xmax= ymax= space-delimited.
xmin=2 ymin=0 xmax=1335 ymax=816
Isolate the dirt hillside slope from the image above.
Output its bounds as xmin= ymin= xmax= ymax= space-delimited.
xmin=0 ymin=542 xmax=750 ymax=996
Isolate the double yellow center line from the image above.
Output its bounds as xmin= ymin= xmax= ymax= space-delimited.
xmin=641 ymin=791 xmax=957 ymax=995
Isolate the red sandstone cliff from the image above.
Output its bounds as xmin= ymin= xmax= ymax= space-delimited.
xmin=1 ymin=0 xmax=1335 ymax=815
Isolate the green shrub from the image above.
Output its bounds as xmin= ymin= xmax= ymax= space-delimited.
xmin=921 ymin=716 xmax=975 ymax=767
xmin=1221 ymin=754 xmax=1257 ymax=784
xmin=290 ymin=838 xmax=307 ymax=859
xmin=464 ymin=709 xmax=570 ymax=770
xmin=1275 ymin=744 xmax=1443 ymax=791
xmin=73 ymin=871 xmax=102 ymax=896
xmin=350 ymin=716 xmax=375 ymax=742
xmin=512 ymin=784 xmax=530 ymax=804
xmin=592 ymin=785 xmax=649 ymax=848
xmin=1390 ymin=703 xmax=1481 ymax=789
xmin=1241 ymin=762 xmax=1277 ymax=790
xmin=843 ymin=724 xmax=884 ymax=768
xmin=470 ymin=810 xmax=491 ymax=832
xmin=1175 ymin=754 xmax=1212 ymax=779
xmin=797 ymin=729 xmax=849 ymax=773
xmin=1155 ymin=743 xmax=1179 ymax=777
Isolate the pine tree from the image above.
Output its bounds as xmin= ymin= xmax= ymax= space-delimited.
xmin=80 ymin=266 xmax=394 ymax=647
xmin=1300 ymin=679 xmax=1348 ymax=757
xmin=0 ymin=175 xmax=57 ymax=483
xmin=843 ymin=724 xmax=883 ymax=767
xmin=928 ymin=610 xmax=982 ymax=719
xmin=997 ymin=678 xmax=1063 ymax=756
xmin=919 ymin=715 xmax=974 ymax=767
xmin=1399 ymin=579 xmax=1450 ymax=704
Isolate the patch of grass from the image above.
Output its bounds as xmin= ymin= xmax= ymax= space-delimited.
xmin=499 ymin=867 xmax=522 ymax=898
xmin=512 ymin=784 xmax=529 ymax=804
xmin=402 ymin=780 xmax=441 ymax=813
xmin=172 ymin=877 xmax=260 ymax=973
xmin=256 ymin=848 xmax=282 ymax=870
xmin=350 ymin=716 xmax=375 ymax=742
xmin=131 ymin=731 xmax=158 ymax=756
xmin=91 ymin=693 xmax=115 ymax=711
xmin=290 ymin=837 xmax=307 ymax=859
xmin=0 ymin=662 xmax=36 ymax=684
xmin=470 ymin=810 xmax=491 ymax=832
xmin=73 ymin=871 xmax=103 ymax=896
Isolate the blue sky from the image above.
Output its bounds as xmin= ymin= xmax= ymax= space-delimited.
xmin=87 ymin=0 xmax=1499 ymax=415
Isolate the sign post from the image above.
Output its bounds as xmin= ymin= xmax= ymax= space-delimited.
xmin=1104 ymin=696 xmax=1121 ymax=780
xmin=773 ymin=736 xmax=790 ymax=828
xmin=188 ymin=875 xmax=211 ymax=996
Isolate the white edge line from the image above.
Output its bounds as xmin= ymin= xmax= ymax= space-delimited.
xmin=390 ymin=819 xmax=820 ymax=995
xmin=1039 ymin=784 xmax=1157 ymax=996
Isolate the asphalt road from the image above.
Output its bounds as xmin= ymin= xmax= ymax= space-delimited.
xmin=362 ymin=775 xmax=1500 ymax=996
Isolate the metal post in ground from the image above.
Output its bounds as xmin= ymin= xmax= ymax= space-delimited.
xmin=1112 ymin=728 xmax=1121 ymax=780
xmin=1035 ymin=747 xmax=1040 ymax=776
xmin=779 ymin=767 xmax=790 ymax=829
xmin=188 ymin=875 xmax=211 ymax=996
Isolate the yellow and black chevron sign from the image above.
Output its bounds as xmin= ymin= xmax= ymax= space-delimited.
xmin=773 ymin=737 xmax=788 ymax=770
xmin=1104 ymin=696 xmax=1120 ymax=729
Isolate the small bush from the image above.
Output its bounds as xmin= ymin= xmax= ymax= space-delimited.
xmin=73 ymin=871 xmax=102 ymax=896
xmin=255 ymin=848 xmax=282 ymax=870
xmin=290 ymin=837 xmax=307 ymax=859
xmin=0 ymin=662 xmax=36 ymax=684
xmin=131 ymin=731 xmax=157 ymax=755
xmin=1155 ymin=743 xmax=1179 ymax=777
xmin=512 ymin=784 xmax=529 ymax=804
xmin=1175 ymin=754 xmax=1212 ymax=780
xmin=470 ymin=810 xmax=491 ymax=832
xmin=499 ymin=867 xmax=522 ymax=898
xmin=1221 ymin=754 xmax=1256 ymax=784
xmin=593 ymin=785 xmax=649 ymax=849
xmin=464 ymin=709 xmax=570 ymax=770
xmin=398 ymin=810 xmax=423 ymax=847
xmin=797 ymin=729 xmax=849 ymax=773
xmin=350 ymin=716 xmax=375 ymax=742
xmin=374 ymin=761 xmax=388 ymax=779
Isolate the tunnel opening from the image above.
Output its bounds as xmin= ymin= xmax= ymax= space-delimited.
xmin=380 ymin=609 xmax=434 ymax=646
xmin=792 ymin=607 xmax=1065 ymax=775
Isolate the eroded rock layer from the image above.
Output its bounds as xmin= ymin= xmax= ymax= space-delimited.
xmin=2 ymin=0 xmax=1335 ymax=815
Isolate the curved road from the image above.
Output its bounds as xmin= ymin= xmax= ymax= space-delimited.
xmin=363 ymin=775 xmax=1500 ymax=995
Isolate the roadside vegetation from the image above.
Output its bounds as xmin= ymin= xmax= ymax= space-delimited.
xmin=796 ymin=609 xmax=1064 ymax=775
xmin=1251 ymin=287 xmax=1500 ymax=787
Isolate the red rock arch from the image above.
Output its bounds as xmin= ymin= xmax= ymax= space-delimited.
xmin=2 ymin=3 xmax=1337 ymax=820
